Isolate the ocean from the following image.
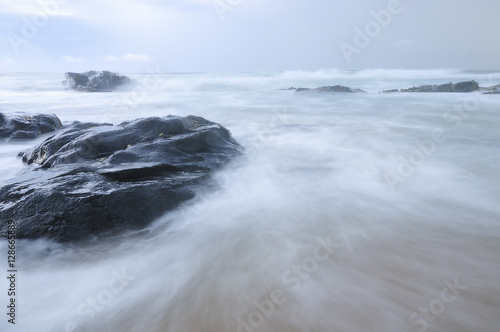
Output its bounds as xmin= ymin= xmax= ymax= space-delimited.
xmin=1 ymin=69 xmax=500 ymax=332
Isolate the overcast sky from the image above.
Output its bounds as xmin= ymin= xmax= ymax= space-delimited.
xmin=0 ymin=0 xmax=499 ymax=73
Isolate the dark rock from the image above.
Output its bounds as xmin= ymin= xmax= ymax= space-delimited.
xmin=83 ymin=70 xmax=99 ymax=77
xmin=63 ymin=71 xmax=131 ymax=92
xmin=483 ymin=90 xmax=500 ymax=95
xmin=0 ymin=113 xmax=62 ymax=140
xmin=400 ymin=85 xmax=437 ymax=92
xmin=382 ymin=89 xmax=400 ymax=93
xmin=294 ymin=85 xmax=366 ymax=94
xmin=88 ymin=71 xmax=131 ymax=92
xmin=63 ymin=73 xmax=90 ymax=91
xmin=400 ymin=81 xmax=479 ymax=93
xmin=0 ymin=115 xmax=241 ymax=242
xmin=436 ymin=82 xmax=454 ymax=92
xmin=452 ymin=81 xmax=479 ymax=92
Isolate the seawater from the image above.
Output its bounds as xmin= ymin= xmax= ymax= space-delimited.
xmin=0 ymin=69 xmax=499 ymax=332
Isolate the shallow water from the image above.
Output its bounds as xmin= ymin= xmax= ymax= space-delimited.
xmin=1 ymin=69 xmax=500 ymax=332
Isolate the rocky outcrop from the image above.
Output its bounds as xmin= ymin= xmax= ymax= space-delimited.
xmin=63 ymin=71 xmax=131 ymax=92
xmin=0 ymin=115 xmax=241 ymax=242
xmin=293 ymin=85 xmax=366 ymax=93
xmin=481 ymin=84 xmax=500 ymax=94
xmin=0 ymin=113 xmax=62 ymax=140
xmin=384 ymin=80 xmax=480 ymax=93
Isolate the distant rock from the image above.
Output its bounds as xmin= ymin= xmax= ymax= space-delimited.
xmin=0 ymin=115 xmax=241 ymax=242
xmin=0 ymin=113 xmax=62 ymax=140
xmin=386 ymin=80 xmax=480 ymax=93
xmin=293 ymin=85 xmax=366 ymax=94
xmin=63 ymin=70 xmax=131 ymax=92
xmin=481 ymin=84 xmax=500 ymax=94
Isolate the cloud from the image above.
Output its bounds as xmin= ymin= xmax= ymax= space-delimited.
xmin=62 ymin=56 xmax=87 ymax=63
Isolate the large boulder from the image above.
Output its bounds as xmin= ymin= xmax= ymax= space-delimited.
xmin=293 ymin=85 xmax=366 ymax=93
xmin=0 ymin=115 xmax=241 ymax=242
xmin=63 ymin=71 xmax=131 ymax=92
xmin=0 ymin=113 xmax=62 ymax=140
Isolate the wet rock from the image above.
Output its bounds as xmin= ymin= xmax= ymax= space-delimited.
xmin=63 ymin=71 xmax=131 ymax=92
xmin=398 ymin=80 xmax=479 ymax=93
xmin=0 ymin=113 xmax=62 ymax=140
xmin=294 ymin=85 xmax=366 ymax=93
xmin=0 ymin=115 xmax=241 ymax=242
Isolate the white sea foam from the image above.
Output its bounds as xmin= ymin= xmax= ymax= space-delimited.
xmin=1 ymin=70 xmax=499 ymax=332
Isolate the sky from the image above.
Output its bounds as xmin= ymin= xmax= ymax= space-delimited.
xmin=0 ymin=0 xmax=499 ymax=73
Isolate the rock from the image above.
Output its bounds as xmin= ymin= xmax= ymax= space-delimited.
xmin=88 ymin=71 xmax=132 ymax=92
xmin=453 ymin=81 xmax=479 ymax=92
xmin=294 ymin=85 xmax=366 ymax=94
xmin=382 ymin=89 xmax=400 ymax=93
xmin=400 ymin=80 xmax=479 ymax=93
xmin=0 ymin=115 xmax=241 ymax=242
xmin=0 ymin=113 xmax=62 ymax=140
xmin=481 ymin=84 xmax=500 ymax=94
xmin=435 ymin=83 xmax=455 ymax=92
xmin=63 ymin=71 xmax=131 ymax=92
xmin=63 ymin=73 xmax=89 ymax=91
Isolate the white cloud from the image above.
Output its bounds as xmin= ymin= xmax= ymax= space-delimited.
xmin=62 ymin=56 xmax=87 ymax=63
xmin=5 ymin=58 xmax=16 ymax=63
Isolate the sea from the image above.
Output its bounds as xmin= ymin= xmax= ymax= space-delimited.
xmin=0 ymin=69 xmax=499 ymax=332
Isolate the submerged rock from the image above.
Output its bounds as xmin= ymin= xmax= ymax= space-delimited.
xmin=294 ymin=85 xmax=366 ymax=93
xmin=63 ymin=71 xmax=131 ymax=92
xmin=0 ymin=113 xmax=62 ymax=140
xmin=0 ymin=115 xmax=241 ymax=242
xmin=385 ymin=80 xmax=480 ymax=93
